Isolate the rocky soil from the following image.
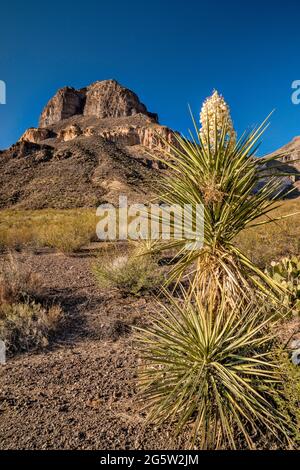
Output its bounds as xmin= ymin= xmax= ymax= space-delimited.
xmin=0 ymin=250 xmax=190 ymax=450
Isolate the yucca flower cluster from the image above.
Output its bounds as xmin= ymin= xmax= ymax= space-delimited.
xmin=200 ymin=90 xmax=236 ymax=151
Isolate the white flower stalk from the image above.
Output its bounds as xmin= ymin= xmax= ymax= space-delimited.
xmin=200 ymin=90 xmax=236 ymax=152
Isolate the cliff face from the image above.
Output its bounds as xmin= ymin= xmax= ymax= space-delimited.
xmin=0 ymin=80 xmax=174 ymax=209
xmin=39 ymin=80 xmax=158 ymax=128
xmin=39 ymin=87 xmax=86 ymax=128
xmin=83 ymin=80 xmax=158 ymax=121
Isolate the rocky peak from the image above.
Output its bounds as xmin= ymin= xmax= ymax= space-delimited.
xmin=84 ymin=80 xmax=158 ymax=121
xmin=39 ymin=80 xmax=158 ymax=127
xmin=39 ymin=87 xmax=86 ymax=127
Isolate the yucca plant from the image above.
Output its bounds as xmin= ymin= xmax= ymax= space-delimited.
xmin=151 ymin=91 xmax=297 ymax=303
xmin=136 ymin=289 xmax=292 ymax=449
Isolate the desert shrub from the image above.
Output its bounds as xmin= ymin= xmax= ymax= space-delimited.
xmin=0 ymin=301 xmax=62 ymax=354
xmin=136 ymin=289 xmax=292 ymax=449
xmin=93 ymin=248 xmax=163 ymax=296
xmin=0 ymin=254 xmax=62 ymax=354
xmin=0 ymin=254 xmax=41 ymax=304
xmin=266 ymin=256 xmax=300 ymax=314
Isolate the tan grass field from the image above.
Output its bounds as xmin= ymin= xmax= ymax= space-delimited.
xmin=0 ymin=208 xmax=98 ymax=253
xmin=0 ymin=198 xmax=299 ymax=264
xmin=234 ymin=198 xmax=300 ymax=267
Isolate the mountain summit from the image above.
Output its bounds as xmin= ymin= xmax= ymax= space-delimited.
xmin=0 ymin=80 xmax=174 ymax=209
xmin=39 ymin=79 xmax=158 ymax=127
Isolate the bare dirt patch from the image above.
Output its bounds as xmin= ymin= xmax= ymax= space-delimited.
xmin=0 ymin=252 xmax=184 ymax=449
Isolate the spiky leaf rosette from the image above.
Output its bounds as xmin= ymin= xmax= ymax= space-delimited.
xmin=136 ymin=290 xmax=292 ymax=449
xmin=151 ymin=93 xmax=295 ymax=303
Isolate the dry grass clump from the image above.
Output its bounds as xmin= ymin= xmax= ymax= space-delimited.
xmin=93 ymin=246 xmax=163 ymax=296
xmin=0 ymin=226 xmax=37 ymax=252
xmin=0 ymin=254 xmax=41 ymax=304
xmin=38 ymin=220 xmax=94 ymax=254
xmin=0 ymin=302 xmax=62 ymax=354
xmin=0 ymin=254 xmax=62 ymax=354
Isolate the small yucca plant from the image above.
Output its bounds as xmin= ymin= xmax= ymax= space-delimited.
xmin=152 ymin=92 xmax=296 ymax=303
xmin=136 ymin=289 xmax=292 ymax=449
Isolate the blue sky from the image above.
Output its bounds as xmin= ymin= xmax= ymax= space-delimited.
xmin=0 ymin=0 xmax=300 ymax=154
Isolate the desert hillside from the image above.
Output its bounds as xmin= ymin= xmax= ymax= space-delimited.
xmin=0 ymin=80 xmax=176 ymax=209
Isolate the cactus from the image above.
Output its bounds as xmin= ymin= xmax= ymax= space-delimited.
xmin=266 ymin=256 xmax=300 ymax=314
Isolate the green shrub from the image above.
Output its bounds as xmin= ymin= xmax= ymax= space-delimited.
xmin=0 ymin=301 xmax=62 ymax=354
xmin=136 ymin=290 xmax=292 ymax=449
xmin=266 ymin=256 xmax=300 ymax=314
xmin=93 ymin=249 xmax=163 ymax=296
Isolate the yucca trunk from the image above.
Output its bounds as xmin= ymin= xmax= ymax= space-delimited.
xmin=193 ymin=248 xmax=254 ymax=308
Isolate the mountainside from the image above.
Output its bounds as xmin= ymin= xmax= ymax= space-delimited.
xmin=264 ymin=137 xmax=300 ymax=197
xmin=265 ymin=136 xmax=300 ymax=171
xmin=0 ymin=80 xmax=174 ymax=209
xmin=0 ymin=80 xmax=299 ymax=209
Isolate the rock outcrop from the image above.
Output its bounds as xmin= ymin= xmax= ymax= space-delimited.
xmin=263 ymin=137 xmax=300 ymax=197
xmin=39 ymin=80 xmax=157 ymax=128
xmin=58 ymin=124 xmax=83 ymax=142
xmin=83 ymin=80 xmax=158 ymax=121
xmin=39 ymin=87 xmax=86 ymax=127
xmin=19 ymin=127 xmax=56 ymax=143
xmin=22 ymin=79 xmax=175 ymax=153
xmin=265 ymin=136 xmax=300 ymax=171
xmin=0 ymin=80 xmax=174 ymax=209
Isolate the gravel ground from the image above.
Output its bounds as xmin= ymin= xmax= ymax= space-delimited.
xmin=0 ymin=252 xmax=186 ymax=450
